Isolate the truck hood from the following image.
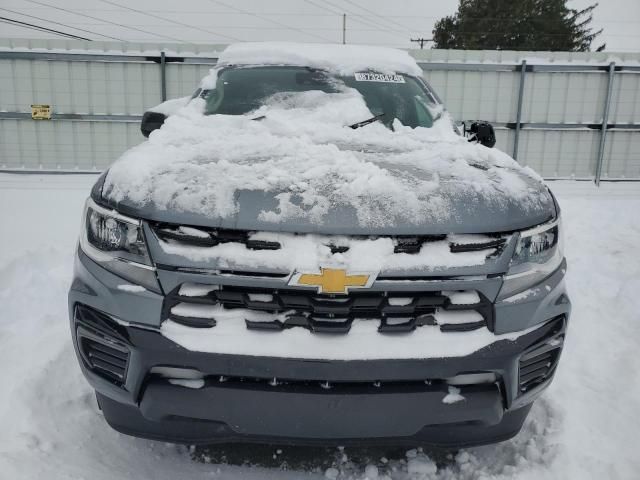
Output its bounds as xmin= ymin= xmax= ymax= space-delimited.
xmin=101 ymin=97 xmax=555 ymax=235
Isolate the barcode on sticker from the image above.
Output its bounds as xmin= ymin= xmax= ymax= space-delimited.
xmin=354 ymin=72 xmax=405 ymax=83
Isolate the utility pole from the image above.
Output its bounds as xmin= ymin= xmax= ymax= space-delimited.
xmin=410 ymin=37 xmax=433 ymax=49
xmin=342 ymin=14 xmax=346 ymax=44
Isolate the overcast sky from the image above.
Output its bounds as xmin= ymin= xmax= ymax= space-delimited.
xmin=1 ymin=0 xmax=638 ymax=52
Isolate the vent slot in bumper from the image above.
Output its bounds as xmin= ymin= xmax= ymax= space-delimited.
xmin=518 ymin=317 xmax=565 ymax=394
xmin=74 ymin=305 xmax=131 ymax=387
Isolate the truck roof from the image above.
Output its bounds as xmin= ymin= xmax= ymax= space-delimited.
xmin=216 ymin=41 xmax=423 ymax=76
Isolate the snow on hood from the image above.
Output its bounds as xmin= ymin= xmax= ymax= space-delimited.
xmin=216 ymin=42 xmax=423 ymax=76
xmin=103 ymin=89 xmax=554 ymax=235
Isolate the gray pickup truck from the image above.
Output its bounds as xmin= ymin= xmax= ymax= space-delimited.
xmin=69 ymin=43 xmax=569 ymax=447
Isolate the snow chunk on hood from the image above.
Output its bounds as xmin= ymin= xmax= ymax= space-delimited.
xmin=103 ymin=88 xmax=553 ymax=234
xmin=216 ymin=41 xmax=423 ymax=76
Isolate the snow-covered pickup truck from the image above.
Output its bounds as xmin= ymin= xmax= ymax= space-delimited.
xmin=68 ymin=42 xmax=570 ymax=447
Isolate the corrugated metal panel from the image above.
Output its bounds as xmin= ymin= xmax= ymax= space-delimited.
xmin=424 ymin=70 xmax=520 ymax=123
xmin=601 ymin=131 xmax=640 ymax=179
xmin=0 ymin=119 xmax=139 ymax=170
xmin=0 ymin=38 xmax=226 ymax=57
xmin=1 ymin=39 xmax=639 ymax=180
xmin=609 ymin=73 xmax=640 ymax=124
xmin=165 ymin=64 xmax=212 ymax=100
xmin=521 ymin=71 xmax=608 ymax=124
xmin=493 ymin=129 xmax=513 ymax=157
xmin=516 ymin=130 xmax=600 ymax=178
xmin=410 ymin=47 xmax=640 ymax=65
xmin=0 ymin=58 xmax=160 ymax=114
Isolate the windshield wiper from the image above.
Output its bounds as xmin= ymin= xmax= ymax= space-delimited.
xmin=349 ymin=113 xmax=385 ymax=130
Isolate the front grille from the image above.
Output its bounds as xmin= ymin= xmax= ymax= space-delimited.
xmin=74 ymin=305 xmax=130 ymax=387
xmin=151 ymin=223 xmax=507 ymax=257
xmin=518 ymin=317 xmax=565 ymax=393
xmin=163 ymin=285 xmax=494 ymax=334
xmin=154 ymin=224 xmax=281 ymax=250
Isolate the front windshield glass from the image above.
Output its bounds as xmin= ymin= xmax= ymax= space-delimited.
xmin=202 ymin=66 xmax=438 ymax=129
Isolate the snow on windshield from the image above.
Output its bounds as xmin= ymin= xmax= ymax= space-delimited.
xmin=103 ymin=85 xmax=547 ymax=228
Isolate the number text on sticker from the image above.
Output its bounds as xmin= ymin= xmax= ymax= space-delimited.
xmin=354 ymin=72 xmax=405 ymax=83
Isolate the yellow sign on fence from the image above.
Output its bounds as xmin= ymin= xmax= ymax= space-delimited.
xmin=31 ymin=104 xmax=51 ymax=120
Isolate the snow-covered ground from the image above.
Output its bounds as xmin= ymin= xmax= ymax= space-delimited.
xmin=1 ymin=173 xmax=639 ymax=480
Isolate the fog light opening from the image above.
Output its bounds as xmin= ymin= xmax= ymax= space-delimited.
xmin=151 ymin=366 xmax=205 ymax=389
xmin=445 ymin=372 xmax=497 ymax=386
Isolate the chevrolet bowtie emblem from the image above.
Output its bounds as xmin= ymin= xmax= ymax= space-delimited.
xmin=289 ymin=268 xmax=377 ymax=294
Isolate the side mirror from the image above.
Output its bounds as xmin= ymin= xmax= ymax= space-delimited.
xmin=463 ymin=120 xmax=496 ymax=148
xmin=141 ymin=111 xmax=167 ymax=138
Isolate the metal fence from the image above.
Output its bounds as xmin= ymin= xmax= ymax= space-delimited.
xmin=1 ymin=38 xmax=639 ymax=181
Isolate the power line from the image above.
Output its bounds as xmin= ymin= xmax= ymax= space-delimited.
xmin=8 ymin=7 xmax=640 ymax=24
xmin=206 ymin=0 xmax=335 ymax=43
xmin=351 ymin=15 xmax=638 ymax=26
xmin=342 ymin=0 xmax=416 ymax=33
xmin=321 ymin=0 xmax=409 ymax=36
xmin=95 ymin=0 xmax=243 ymax=42
xmin=3 ymin=3 xmax=633 ymax=47
xmin=0 ymin=16 xmax=92 ymax=40
xmin=302 ymin=0 xmax=380 ymax=34
xmin=433 ymin=31 xmax=618 ymax=37
xmin=0 ymin=23 xmax=425 ymax=33
xmin=0 ymin=7 xmax=123 ymax=41
xmin=6 ymin=21 xmax=626 ymax=37
xmin=301 ymin=0 xmax=408 ymax=43
xmin=22 ymin=0 xmax=189 ymax=42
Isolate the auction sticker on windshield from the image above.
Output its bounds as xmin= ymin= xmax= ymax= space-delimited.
xmin=354 ymin=72 xmax=405 ymax=83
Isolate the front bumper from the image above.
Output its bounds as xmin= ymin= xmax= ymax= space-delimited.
xmin=96 ymin=382 xmax=533 ymax=447
xmin=69 ymin=249 xmax=570 ymax=446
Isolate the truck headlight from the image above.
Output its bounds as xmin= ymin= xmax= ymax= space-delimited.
xmin=498 ymin=218 xmax=563 ymax=299
xmin=79 ymin=198 xmax=161 ymax=293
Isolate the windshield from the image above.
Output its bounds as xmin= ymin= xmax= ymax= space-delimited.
xmin=201 ymin=66 xmax=439 ymax=129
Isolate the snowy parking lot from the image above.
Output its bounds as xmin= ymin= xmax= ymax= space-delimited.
xmin=1 ymin=173 xmax=639 ymax=479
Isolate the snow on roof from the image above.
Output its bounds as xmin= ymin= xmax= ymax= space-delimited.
xmin=217 ymin=42 xmax=423 ymax=76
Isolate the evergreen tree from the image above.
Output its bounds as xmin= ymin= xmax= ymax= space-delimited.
xmin=432 ymin=0 xmax=604 ymax=51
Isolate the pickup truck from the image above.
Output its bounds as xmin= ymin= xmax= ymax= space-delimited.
xmin=69 ymin=42 xmax=569 ymax=447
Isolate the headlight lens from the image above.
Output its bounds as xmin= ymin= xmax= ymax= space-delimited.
xmin=498 ymin=218 xmax=563 ymax=299
xmin=510 ymin=223 xmax=559 ymax=272
xmin=80 ymin=199 xmax=161 ymax=293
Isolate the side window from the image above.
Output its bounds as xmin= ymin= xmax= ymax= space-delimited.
xmin=414 ymin=97 xmax=434 ymax=128
xmin=203 ymin=87 xmax=223 ymax=113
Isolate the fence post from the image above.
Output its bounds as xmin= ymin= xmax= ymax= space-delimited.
xmin=160 ymin=51 xmax=167 ymax=102
xmin=594 ymin=62 xmax=615 ymax=186
xmin=512 ymin=60 xmax=527 ymax=161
